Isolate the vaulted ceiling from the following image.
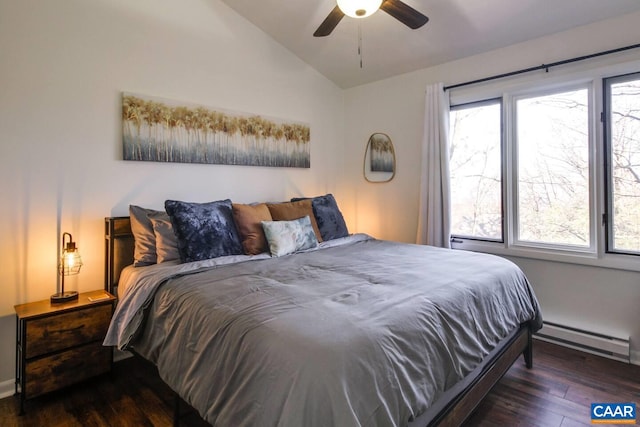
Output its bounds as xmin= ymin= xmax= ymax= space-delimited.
xmin=221 ymin=0 xmax=640 ymax=88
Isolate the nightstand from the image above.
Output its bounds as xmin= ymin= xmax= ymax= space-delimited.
xmin=14 ymin=289 xmax=116 ymax=414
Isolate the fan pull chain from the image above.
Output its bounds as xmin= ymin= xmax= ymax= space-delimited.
xmin=358 ymin=23 xmax=363 ymax=68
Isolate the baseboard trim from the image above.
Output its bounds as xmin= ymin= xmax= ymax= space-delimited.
xmin=534 ymin=335 xmax=640 ymax=366
xmin=0 ymin=378 xmax=15 ymax=399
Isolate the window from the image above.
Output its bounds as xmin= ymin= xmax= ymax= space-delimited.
xmin=449 ymin=99 xmax=502 ymax=241
xmin=449 ymin=67 xmax=640 ymax=267
xmin=450 ymin=84 xmax=596 ymax=254
xmin=514 ymin=88 xmax=591 ymax=249
xmin=604 ymin=73 xmax=640 ymax=255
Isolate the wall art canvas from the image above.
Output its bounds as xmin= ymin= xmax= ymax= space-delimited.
xmin=122 ymin=93 xmax=310 ymax=168
xmin=369 ymin=133 xmax=394 ymax=172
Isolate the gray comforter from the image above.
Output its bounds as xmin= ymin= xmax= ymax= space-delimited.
xmin=105 ymin=236 xmax=542 ymax=427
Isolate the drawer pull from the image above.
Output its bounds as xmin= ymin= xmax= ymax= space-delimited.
xmin=59 ymin=324 xmax=86 ymax=333
xmin=46 ymin=324 xmax=85 ymax=337
xmin=52 ymin=361 xmax=85 ymax=375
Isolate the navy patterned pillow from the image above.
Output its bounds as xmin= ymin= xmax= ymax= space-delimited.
xmin=291 ymin=194 xmax=349 ymax=241
xmin=165 ymin=199 xmax=243 ymax=263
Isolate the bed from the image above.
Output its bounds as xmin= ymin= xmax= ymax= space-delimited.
xmin=102 ymin=198 xmax=542 ymax=427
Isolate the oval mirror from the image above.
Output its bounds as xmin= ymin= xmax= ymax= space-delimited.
xmin=364 ymin=133 xmax=395 ymax=183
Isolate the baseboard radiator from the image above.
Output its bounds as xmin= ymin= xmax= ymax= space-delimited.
xmin=534 ymin=321 xmax=630 ymax=363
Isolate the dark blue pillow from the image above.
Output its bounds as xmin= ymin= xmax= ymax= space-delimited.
xmin=291 ymin=194 xmax=349 ymax=241
xmin=165 ymin=199 xmax=243 ymax=263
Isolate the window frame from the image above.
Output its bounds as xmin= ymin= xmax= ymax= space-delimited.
xmin=509 ymin=83 xmax=597 ymax=255
xmin=449 ymin=97 xmax=504 ymax=243
xmin=447 ymin=63 xmax=640 ymax=272
xmin=602 ymin=71 xmax=640 ymax=256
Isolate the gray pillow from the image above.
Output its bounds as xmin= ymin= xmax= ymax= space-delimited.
xmin=149 ymin=212 xmax=180 ymax=263
xmin=165 ymin=199 xmax=243 ymax=263
xmin=129 ymin=205 xmax=162 ymax=266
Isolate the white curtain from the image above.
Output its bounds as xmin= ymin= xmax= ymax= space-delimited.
xmin=416 ymin=83 xmax=451 ymax=248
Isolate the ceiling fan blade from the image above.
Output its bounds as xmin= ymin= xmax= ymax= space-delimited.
xmin=380 ymin=0 xmax=429 ymax=29
xmin=314 ymin=6 xmax=345 ymax=37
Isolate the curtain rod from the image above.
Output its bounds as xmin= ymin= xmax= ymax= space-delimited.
xmin=443 ymin=42 xmax=640 ymax=91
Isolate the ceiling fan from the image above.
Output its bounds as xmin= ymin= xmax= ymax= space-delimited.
xmin=314 ymin=0 xmax=429 ymax=37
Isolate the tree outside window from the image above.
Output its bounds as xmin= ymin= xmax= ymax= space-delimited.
xmin=515 ymin=88 xmax=590 ymax=248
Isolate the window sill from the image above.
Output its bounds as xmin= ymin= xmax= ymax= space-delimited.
xmin=450 ymin=239 xmax=640 ymax=273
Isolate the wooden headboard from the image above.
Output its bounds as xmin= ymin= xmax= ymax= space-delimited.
xmin=105 ymin=217 xmax=134 ymax=295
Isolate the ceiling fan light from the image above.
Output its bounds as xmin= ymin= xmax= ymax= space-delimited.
xmin=337 ymin=0 xmax=383 ymax=18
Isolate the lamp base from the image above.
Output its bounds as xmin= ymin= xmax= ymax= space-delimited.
xmin=51 ymin=291 xmax=79 ymax=303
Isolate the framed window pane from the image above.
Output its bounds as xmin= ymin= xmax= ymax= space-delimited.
xmin=449 ymin=100 xmax=502 ymax=241
xmin=515 ymin=88 xmax=590 ymax=247
xmin=605 ymin=73 xmax=640 ymax=254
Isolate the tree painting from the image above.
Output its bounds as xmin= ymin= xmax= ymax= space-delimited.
xmin=370 ymin=133 xmax=394 ymax=172
xmin=122 ymin=93 xmax=310 ymax=168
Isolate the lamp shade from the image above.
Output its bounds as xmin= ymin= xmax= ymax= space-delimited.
xmin=51 ymin=232 xmax=81 ymax=303
xmin=60 ymin=243 xmax=83 ymax=276
xmin=337 ymin=0 xmax=383 ymax=18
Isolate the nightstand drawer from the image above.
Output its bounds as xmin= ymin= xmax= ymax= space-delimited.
xmin=24 ymin=342 xmax=111 ymax=398
xmin=25 ymin=304 xmax=112 ymax=359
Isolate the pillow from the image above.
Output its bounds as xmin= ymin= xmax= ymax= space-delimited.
xmin=266 ymin=199 xmax=323 ymax=242
xmin=165 ymin=199 xmax=243 ymax=263
xmin=129 ymin=205 xmax=162 ymax=266
xmin=292 ymin=194 xmax=349 ymax=241
xmin=149 ymin=212 xmax=180 ymax=263
xmin=232 ymin=203 xmax=272 ymax=255
xmin=262 ymin=216 xmax=319 ymax=257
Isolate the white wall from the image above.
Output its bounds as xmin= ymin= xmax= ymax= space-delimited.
xmin=343 ymin=12 xmax=640 ymax=361
xmin=0 ymin=0 xmax=345 ymax=388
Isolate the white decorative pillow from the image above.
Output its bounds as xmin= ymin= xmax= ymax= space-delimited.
xmin=261 ymin=216 xmax=319 ymax=257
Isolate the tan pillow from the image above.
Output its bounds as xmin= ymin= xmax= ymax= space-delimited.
xmin=232 ymin=203 xmax=273 ymax=255
xmin=266 ymin=199 xmax=323 ymax=242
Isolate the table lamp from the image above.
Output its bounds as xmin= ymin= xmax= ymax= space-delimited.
xmin=51 ymin=232 xmax=82 ymax=303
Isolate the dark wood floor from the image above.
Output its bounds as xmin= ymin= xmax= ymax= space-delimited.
xmin=2 ymin=340 xmax=639 ymax=426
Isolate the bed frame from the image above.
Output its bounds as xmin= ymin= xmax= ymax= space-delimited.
xmin=104 ymin=216 xmax=533 ymax=427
